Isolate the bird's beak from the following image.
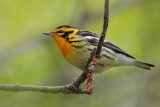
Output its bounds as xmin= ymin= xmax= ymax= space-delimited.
xmin=43 ymin=31 xmax=52 ymax=35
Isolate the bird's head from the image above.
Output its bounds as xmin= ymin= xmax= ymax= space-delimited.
xmin=43 ymin=25 xmax=78 ymax=39
xmin=43 ymin=25 xmax=79 ymax=57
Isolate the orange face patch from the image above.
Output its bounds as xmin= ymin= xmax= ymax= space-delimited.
xmin=53 ymin=35 xmax=73 ymax=58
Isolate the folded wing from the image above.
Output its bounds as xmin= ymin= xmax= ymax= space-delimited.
xmin=77 ymin=30 xmax=135 ymax=59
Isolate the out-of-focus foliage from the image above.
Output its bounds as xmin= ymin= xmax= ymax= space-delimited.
xmin=0 ymin=0 xmax=160 ymax=107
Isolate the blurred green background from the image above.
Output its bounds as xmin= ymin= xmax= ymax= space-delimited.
xmin=0 ymin=0 xmax=160 ymax=107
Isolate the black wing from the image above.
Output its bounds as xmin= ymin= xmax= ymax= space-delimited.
xmin=76 ymin=30 xmax=99 ymax=38
xmin=103 ymin=41 xmax=135 ymax=59
xmin=76 ymin=30 xmax=135 ymax=59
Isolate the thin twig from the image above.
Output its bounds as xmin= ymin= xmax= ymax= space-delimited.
xmin=96 ymin=0 xmax=109 ymax=56
xmin=0 ymin=85 xmax=67 ymax=93
xmin=82 ymin=0 xmax=109 ymax=94
xmin=0 ymin=84 xmax=79 ymax=94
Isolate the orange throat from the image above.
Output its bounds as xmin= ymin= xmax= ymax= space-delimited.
xmin=52 ymin=35 xmax=72 ymax=58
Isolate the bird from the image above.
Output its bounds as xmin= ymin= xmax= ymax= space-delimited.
xmin=43 ymin=25 xmax=155 ymax=73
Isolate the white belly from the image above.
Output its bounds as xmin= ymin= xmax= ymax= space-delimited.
xmin=66 ymin=47 xmax=119 ymax=73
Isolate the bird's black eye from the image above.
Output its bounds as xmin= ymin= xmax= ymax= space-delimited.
xmin=57 ymin=30 xmax=64 ymax=33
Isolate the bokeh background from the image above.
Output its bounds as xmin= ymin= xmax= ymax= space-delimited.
xmin=0 ymin=0 xmax=160 ymax=107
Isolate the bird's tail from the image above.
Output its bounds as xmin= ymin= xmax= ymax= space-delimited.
xmin=134 ymin=60 xmax=155 ymax=70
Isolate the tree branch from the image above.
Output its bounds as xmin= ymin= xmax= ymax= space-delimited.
xmin=96 ymin=0 xmax=109 ymax=56
xmin=81 ymin=0 xmax=109 ymax=94
xmin=0 ymin=0 xmax=109 ymax=95
xmin=0 ymin=84 xmax=80 ymax=94
xmin=0 ymin=48 xmax=96 ymax=94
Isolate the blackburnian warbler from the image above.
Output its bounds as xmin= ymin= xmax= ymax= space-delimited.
xmin=43 ymin=25 xmax=155 ymax=73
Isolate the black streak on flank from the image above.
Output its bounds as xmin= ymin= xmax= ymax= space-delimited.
xmin=87 ymin=48 xmax=93 ymax=51
xmin=98 ymin=63 xmax=105 ymax=67
xmin=71 ymin=45 xmax=84 ymax=49
xmin=102 ymin=54 xmax=115 ymax=60
xmin=61 ymin=31 xmax=74 ymax=38
xmin=102 ymin=48 xmax=116 ymax=57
